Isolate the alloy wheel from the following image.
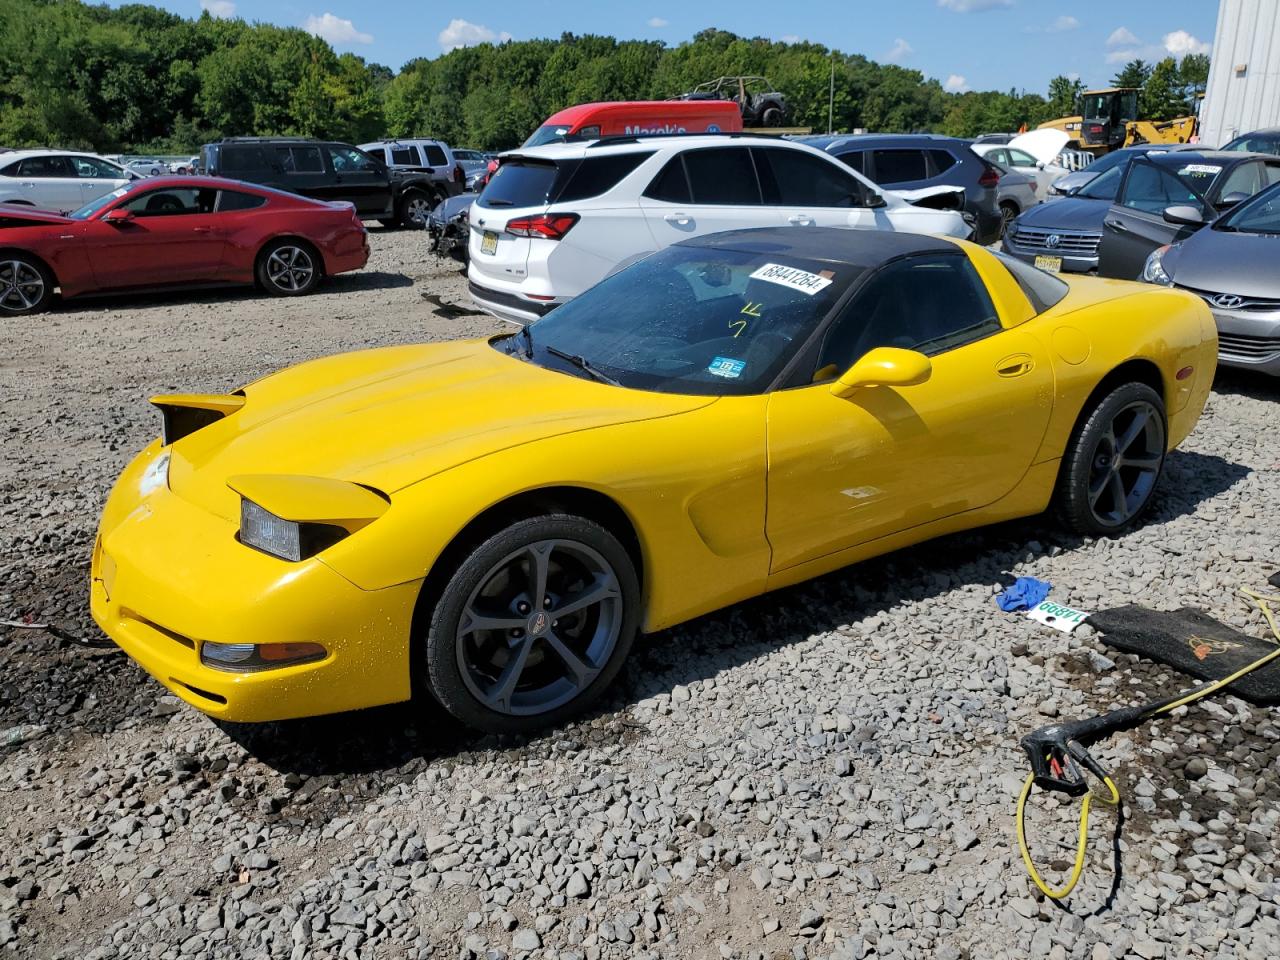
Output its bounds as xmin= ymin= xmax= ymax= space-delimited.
xmin=265 ymin=246 xmax=314 ymax=292
xmin=455 ymin=539 xmax=623 ymax=716
xmin=1086 ymin=399 xmax=1165 ymax=527
xmin=0 ymin=260 xmax=45 ymax=313
xmin=406 ymin=196 xmax=431 ymax=225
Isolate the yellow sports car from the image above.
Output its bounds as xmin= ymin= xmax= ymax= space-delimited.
xmin=91 ymin=229 xmax=1216 ymax=732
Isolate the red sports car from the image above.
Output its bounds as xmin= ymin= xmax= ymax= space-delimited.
xmin=0 ymin=176 xmax=370 ymax=315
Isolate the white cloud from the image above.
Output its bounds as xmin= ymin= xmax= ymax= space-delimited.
xmin=304 ymin=12 xmax=373 ymax=45
xmin=647 ymin=17 xmax=668 ymax=28
xmin=438 ymin=18 xmax=513 ymax=52
xmin=1067 ymin=71 xmax=1080 ymax=81
xmin=944 ymin=74 xmax=970 ymax=93
xmin=937 ymin=0 xmax=1013 ymax=11
xmin=200 ymin=0 xmax=235 ymax=17
xmin=1164 ymin=29 xmax=1210 ymax=57
xmin=884 ymin=38 xmax=914 ymax=63
xmin=1048 ymin=15 xmax=1079 ymax=33
xmin=780 ymin=34 xmax=802 ymax=44
xmin=1107 ymin=27 xmax=1140 ymax=47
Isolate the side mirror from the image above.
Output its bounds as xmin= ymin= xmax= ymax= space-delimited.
xmin=864 ymin=191 xmax=887 ymax=209
xmin=830 ymin=347 xmax=932 ymax=399
xmin=1162 ymin=204 xmax=1204 ymax=226
xmin=1217 ymin=191 xmax=1250 ymax=208
xmin=103 ymin=208 xmax=134 ymax=224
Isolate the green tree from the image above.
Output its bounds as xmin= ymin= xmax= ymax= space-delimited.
xmin=1046 ymin=75 xmax=1084 ymax=118
xmin=1142 ymin=57 xmax=1188 ymax=121
xmin=1112 ymin=59 xmax=1152 ymax=90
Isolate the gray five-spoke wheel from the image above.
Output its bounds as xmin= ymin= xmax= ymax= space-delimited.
xmin=405 ymin=195 xmax=431 ymax=225
xmin=265 ymin=245 xmax=314 ymax=292
xmin=1086 ymin=399 xmax=1165 ymax=527
xmin=0 ymin=260 xmax=45 ymax=313
xmin=456 ymin=539 xmax=623 ymax=717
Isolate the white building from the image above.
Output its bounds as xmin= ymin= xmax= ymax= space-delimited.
xmin=1199 ymin=0 xmax=1280 ymax=146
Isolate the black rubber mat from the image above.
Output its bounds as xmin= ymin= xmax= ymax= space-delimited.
xmin=1089 ymin=606 xmax=1280 ymax=706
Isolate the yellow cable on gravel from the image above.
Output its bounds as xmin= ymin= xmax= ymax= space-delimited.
xmin=1015 ymin=586 xmax=1280 ymax=900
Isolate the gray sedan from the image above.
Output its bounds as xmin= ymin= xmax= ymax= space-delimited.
xmin=1144 ymin=180 xmax=1280 ymax=375
xmin=990 ymin=161 xmax=1039 ymax=236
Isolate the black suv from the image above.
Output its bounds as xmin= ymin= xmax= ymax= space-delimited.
xmin=795 ymin=133 xmax=1003 ymax=244
xmin=200 ymin=137 xmax=459 ymax=227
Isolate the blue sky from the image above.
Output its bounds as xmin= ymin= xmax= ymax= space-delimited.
xmin=172 ymin=0 xmax=1217 ymax=94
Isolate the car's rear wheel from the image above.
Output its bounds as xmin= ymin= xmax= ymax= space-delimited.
xmin=0 ymin=255 xmax=54 ymax=316
xmin=256 ymin=239 xmax=320 ymax=296
xmin=425 ymin=515 xmax=640 ymax=734
xmin=1056 ymin=382 xmax=1167 ymax=537
xmin=398 ymin=189 xmax=433 ymax=229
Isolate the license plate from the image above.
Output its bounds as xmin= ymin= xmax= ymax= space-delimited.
xmin=481 ymin=230 xmax=498 ymax=255
xmin=1034 ymin=255 xmax=1062 ymax=274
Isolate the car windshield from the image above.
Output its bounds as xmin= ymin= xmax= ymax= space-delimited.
xmin=68 ymin=186 xmax=131 ymax=219
xmin=1216 ymin=182 xmax=1280 ymax=235
xmin=523 ymin=125 xmax=573 ymax=148
xmin=496 ymin=244 xmax=861 ymax=395
xmin=1222 ymin=134 xmax=1280 ymax=156
xmin=1078 ymin=166 xmax=1122 ymax=200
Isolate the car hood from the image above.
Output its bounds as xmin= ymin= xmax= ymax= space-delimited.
xmin=1165 ymin=229 xmax=1280 ymax=298
xmin=0 ymin=207 xmax=73 ymax=226
xmin=166 ymin=338 xmax=715 ymax=521
xmin=1009 ymin=129 xmax=1070 ymax=166
xmin=1014 ymin=196 xmax=1108 ymax=232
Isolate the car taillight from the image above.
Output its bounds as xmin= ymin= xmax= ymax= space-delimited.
xmin=978 ymin=165 xmax=1000 ymax=188
xmin=505 ymin=214 xmax=579 ymax=240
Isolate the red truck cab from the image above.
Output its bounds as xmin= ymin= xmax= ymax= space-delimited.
xmin=523 ymin=100 xmax=743 ymax=147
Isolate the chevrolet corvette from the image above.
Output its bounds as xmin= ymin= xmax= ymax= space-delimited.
xmin=0 ymin=175 xmax=369 ymax=315
xmin=91 ymin=228 xmax=1216 ymax=732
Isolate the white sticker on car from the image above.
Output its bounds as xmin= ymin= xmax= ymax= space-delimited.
xmin=1178 ymin=164 xmax=1222 ymax=175
xmin=749 ymin=263 xmax=833 ymax=296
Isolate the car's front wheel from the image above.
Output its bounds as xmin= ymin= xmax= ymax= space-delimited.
xmin=425 ymin=515 xmax=640 ymax=734
xmin=256 ymin=239 xmax=320 ymax=296
xmin=999 ymin=201 xmax=1019 ymax=237
xmin=1056 ymin=382 xmax=1167 ymax=537
xmin=0 ymin=255 xmax=54 ymax=316
xmin=397 ymin=189 xmax=433 ymax=229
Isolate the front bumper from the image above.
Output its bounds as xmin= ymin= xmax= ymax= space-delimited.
xmin=91 ymin=445 xmax=419 ymax=722
xmin=1204 ymin=303 xmax=1280 ymax=376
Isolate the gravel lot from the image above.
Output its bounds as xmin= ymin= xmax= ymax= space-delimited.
xmin=2 ymin=228 xmax=1279 ymax=960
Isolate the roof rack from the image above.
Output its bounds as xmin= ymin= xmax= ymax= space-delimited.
xmin=585 ymin=131 xmax=788 ymax=149
xmin=217 ymin=136 xmax=326 ymax=144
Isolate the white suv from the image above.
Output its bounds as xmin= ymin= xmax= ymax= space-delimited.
xmin=360 ymin=139 xmax=463 ymax=193
xmin=0 ymin=150 xmax=134 ymax=212
xmin=467 ymin=135 xmax=973 ymax=324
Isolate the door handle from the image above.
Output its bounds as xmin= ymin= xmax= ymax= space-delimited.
xmin=663 ymin=213 xmax=691 ymax=225
xmin=1103 ymin=218 xmax=1128 ymax=232
xmin=787 ymin=215 xmax=814 ymax=225
xmin=996 ymin=353 xmax=1034 ymax=378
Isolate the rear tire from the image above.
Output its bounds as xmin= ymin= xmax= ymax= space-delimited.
xmin=397 ymin=189 xmax=433 ymax=229
xmin=760 ymin=105 xmax=784 ymax=127
xmin=0 ymin=255 xmax=54 ymax=316
xmin=1055 ymin=382 xmax=1167 ymax=537
xmin=424 ymin=514 xmax=640 ymax=735
xmin=255 ymin=239 xmax=321 ymax=297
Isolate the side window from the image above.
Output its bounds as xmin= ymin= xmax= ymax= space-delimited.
xmin=682 ymin=147 xmax=761 ymax=205
xmin=1007 ymin=149 xmax=1039 ymax=168
xmin=643 ymin=156 xmax=691 ymax=203
xmin=755 ymin=147 xmax=865 ymax=207
xmin=1263 ymin=163 xmax=1280 ymax=187
xmin=0 ymin=160 xmax=20 ymax=176
xmin=221 ymin=146 xmax=265 ymax=173
xmin=815 ymin=255 xmax=1001 ymax=379
xmin=1216 ymin=161 xmax=1263 ymax=200
xmin=73 ymin=157 xmax=123 ymax=179
xmin=558 ymin=152 xmax=653 ymax=202
xmin=986 ymin=149 xmax=1009 ymax=165
xmin=929 ymin=150 xmax=957 ymax=173
xmin=123 ymin=188 xmax=217 ymax=217
xmin=871 ymin=149 xmax=928 ymax=185
xmin=216 ymin=190 xmax=267 ymax=212
xmin=327 ymin=146 xmax=374 ymax=173
xmin=1119 ymin=162 xmax=1203 ymax=214
xmin=18 ymin=156 xmax=76 ymax=178
xmin=576 ymin=125 xmax=601 ymax=139
xmin=835 ymin=150 xmax=865 ymax=175
xmin=390 ymin=146 xmax=416 ymax=165
xmin=1078 ymin=165 xmax=1123 ymax=201
xmin=424 ymin=145 xmax=448 ymax=166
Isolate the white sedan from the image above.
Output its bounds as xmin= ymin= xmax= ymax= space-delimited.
xmin=972 ymin=130 xmax=1071 ymax=201
xmin=0 ymin=150 xmax=134 ymax=213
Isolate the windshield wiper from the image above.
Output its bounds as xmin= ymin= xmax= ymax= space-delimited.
xmin=544 ymin=344 xmax=620 ymax=386
xmin=518 ymin=324 xmax=534 ymax=358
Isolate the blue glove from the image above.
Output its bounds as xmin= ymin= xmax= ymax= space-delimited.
xmin=996 ymin=576 xmax=1052 ymax=612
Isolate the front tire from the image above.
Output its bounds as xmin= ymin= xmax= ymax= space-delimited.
xmin=1056 ymin=382 xmax=1167 ymax=537
xmin=999 ymin=201 xmax=1019 ymax=237
xmin=0 ymin=255 xmax=54 ymax=316
xmin=256 ymin=239 xmax=320 ymax=296
xmin=425 ymin=515 xmax=640 ymax=734
xmin=397 ymin=189 xmax=433 ymax=229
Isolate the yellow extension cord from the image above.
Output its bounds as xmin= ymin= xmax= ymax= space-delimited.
xmin=1016 ymin=586 xmax=1280 ymax=900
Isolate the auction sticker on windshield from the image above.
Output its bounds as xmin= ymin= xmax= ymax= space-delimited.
xmin=708 ymin=357 xmax=745 ymax=379
xmin=750 ymin=263 xmax=833 ymax=296
xmin=481 ymin=230 xmax=498 ymax=255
